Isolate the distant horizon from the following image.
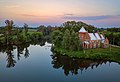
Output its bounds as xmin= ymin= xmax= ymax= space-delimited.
xmin=0 ymin=0 xmax=120 ymax=28
xmin=0 ymin=20 xmax=120 ymax=28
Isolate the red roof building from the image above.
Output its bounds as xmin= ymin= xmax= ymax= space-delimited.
xmin=78 ymin=27 xmax=109 ymax=49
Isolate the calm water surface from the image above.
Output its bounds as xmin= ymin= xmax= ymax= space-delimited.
xmin=0 ymin=45 xmax=120 ymax=82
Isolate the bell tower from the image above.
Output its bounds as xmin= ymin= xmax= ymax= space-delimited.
xmin=78 ymin=27 xmax=88 ymax=41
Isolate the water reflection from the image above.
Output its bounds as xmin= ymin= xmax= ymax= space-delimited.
xmin=51 ymin=54 xmax=111 ymax=76
xmin=16 ymin=44 xmax=30 ymax=60
xmin=6 ymin=45 xmax=16 ymax=68
xmin=0 ymin=41 xmax=45 ymax=68
xmin=0 ymin=43 xmax=30 ymax=68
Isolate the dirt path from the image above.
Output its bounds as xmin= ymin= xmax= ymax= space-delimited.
xmin=111 ymin=45 xmax=120 ymax=48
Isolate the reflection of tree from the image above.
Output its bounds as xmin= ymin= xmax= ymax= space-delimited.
xmin=16 ymin=46 xmax=23 ymax=60
xmin=0 ymin=43 xmax=31 ymax=68
xmin=16 ymin=43 xmax=30 ymax=60
xmin=5 ymin=44 xmax=30 ymax=68
xmin=6 ymin=45 xmax=16 ymax=68
xmin=24 ymin=48 xmax=29 ymax=58
xmin=0 ymin=40 xmax=47 ymax=68
xmin=6 ymin=52 xmax=16 ymax=68
xmin=51 ymin=54 xmax=108 ymax=76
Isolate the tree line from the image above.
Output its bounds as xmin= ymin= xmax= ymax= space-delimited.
xmin=104 ymin=27 xmax=120 ymax=46
xmin=105 ymin=32 xmax=120 ymax=46
xmin=0 ymin=20 xmax=43 ymax=45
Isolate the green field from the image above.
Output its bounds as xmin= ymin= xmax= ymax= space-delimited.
xmin=52 ymin=47 xmax=120 ymax=63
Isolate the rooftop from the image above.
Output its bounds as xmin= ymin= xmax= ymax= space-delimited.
xmin=94 ymin=33 xmax=101 ymax=40
xmin=79 ymin=27 xmax=87 ymax=32
xmin=88 ymin=33 xmax=97 ymax=40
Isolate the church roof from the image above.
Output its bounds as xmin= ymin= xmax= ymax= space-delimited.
xmin=79 ymin=27 xmax=87 ymax=32
xmin=94 ymin=33 xmax=101 ymax=40
xmin=88 ymin=33 xmax=97 ymax=40
xmin=100 ymin=34 xmax=105 ymax=40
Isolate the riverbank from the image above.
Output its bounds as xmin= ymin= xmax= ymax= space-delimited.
xmin=52 ymin=47 xmax=120 ymax=63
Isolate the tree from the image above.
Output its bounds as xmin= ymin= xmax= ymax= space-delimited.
xmin=70 ymin=30 xmax=81 ymax=51
xmin=15 ymin=27 xmax=23 ymax=44
xmin=5 ymin=20 xmax=14 ymax=44
xmin=24 ymin=23 xmax=28 ymax=36
xmin=37 ymin=25 xmax=46 ymax=36
xmin=109 ymin=33 xmax=114 ymax=45
xmin=62 ymin=29 xmax=71 ymax=50
xmin=5 ymin=20 xmax=14 ymax=34
xmin=52 ymin=28 xmax=83 ymax=51
xmin=52 ymin=30 xmax=63 ymax=47
xmin=62 ymin=21 xmax=96 ymax=33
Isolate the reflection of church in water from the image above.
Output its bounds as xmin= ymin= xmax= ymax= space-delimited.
xmin=51 ymin=54 xmax=111 ymax=76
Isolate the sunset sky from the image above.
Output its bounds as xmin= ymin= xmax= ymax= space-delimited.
xmin=0 ymin=0 xmax=120 ymax=27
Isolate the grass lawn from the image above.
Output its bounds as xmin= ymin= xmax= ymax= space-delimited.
xmin=53 ymin=47 xmax=120 ymax=63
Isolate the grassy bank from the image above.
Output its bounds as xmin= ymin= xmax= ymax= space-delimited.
xmin=52 ymin=47 xmax=120 ymax=63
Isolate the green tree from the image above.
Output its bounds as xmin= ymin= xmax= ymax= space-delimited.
xmin=37 ymin=25 xmax=46 ymax=36
xmin=62 ymin=21 xmax=96 ymax=33
xmin=52 ymin=28 xmax=83 ymax=51
xmin=24 ymin=23 xmax=28 ymax=36
xmin=62 ymin=29 xmax=71 ymax=50
xmin=5 ymin=20 xmax=14 ymax=44
xmin=52 ymin=30 xmax=63 ymax=47
xmin=70 ymin=30 xmax=81 ymax=51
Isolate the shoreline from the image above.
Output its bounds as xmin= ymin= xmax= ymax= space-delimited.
xmin=52 ymin=46 xmax=120 ymax=63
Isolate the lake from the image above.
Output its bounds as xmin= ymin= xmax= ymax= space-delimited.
xmin=0 ymin=45 xmax=120 ymax=82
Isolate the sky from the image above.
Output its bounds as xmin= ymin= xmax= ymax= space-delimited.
xmin=0 ymin=0 xmax=120 ymax=28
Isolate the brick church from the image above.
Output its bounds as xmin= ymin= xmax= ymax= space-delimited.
xmin=78 ymin=27 xmax=109 ymax=49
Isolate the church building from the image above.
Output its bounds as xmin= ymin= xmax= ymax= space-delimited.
xmin=78 ymin=27 xmax=109 ymax=49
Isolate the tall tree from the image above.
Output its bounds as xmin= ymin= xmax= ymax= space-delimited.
xmin=52 ymin=30 xmax=63 ymax=47
xmin=70 ymin=30 xmax=81 ymax=51
xmin=24 ymin=23 xmax=28 ymax=36
xmin=62 ymin=29 xmax=71 ymax=50
xmin=37 ymin=25 xmax=46 ymax=36
xmin=5 ymin=20 xmax=14 ymax=44
xmin=5 ymin=20 xmax=13 ymax=34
